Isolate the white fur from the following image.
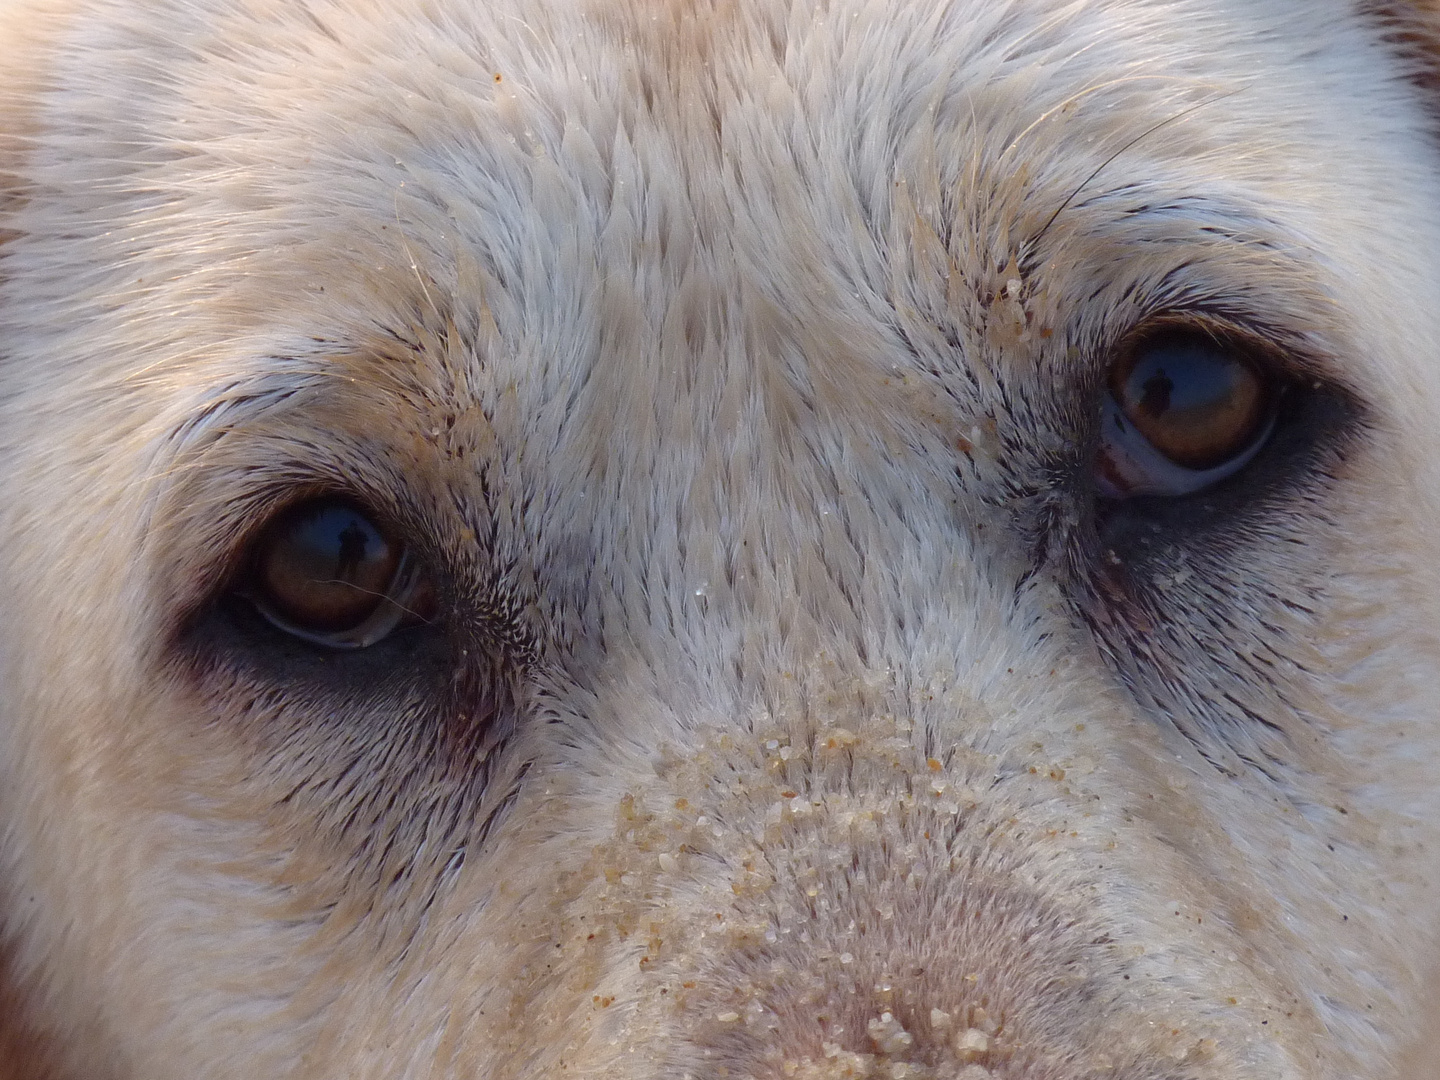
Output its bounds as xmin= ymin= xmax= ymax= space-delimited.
xmin=2 ymin=1 xmax=1439 ymax=1077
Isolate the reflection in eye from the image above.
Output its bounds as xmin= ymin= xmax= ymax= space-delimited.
xmin=1097 ymin=329 xmax=1279 ymax=498
xmin=240 ymin=499 xmax=436 ymax=648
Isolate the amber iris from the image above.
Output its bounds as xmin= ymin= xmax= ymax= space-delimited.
xmin=1110 ymin=331 xmax=1270 ymax=471
xmin=255 ymin=500 xmax=401 ymax=633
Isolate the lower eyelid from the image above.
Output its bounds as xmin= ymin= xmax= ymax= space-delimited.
xmin=1097 ymin=392 xmax=1276 ymax=499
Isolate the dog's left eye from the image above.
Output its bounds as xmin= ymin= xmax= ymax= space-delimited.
xmin=1095 ymin=328 xmax=1279 ymax=498
xmin=237 ymin=498 xmax=436 ymax=648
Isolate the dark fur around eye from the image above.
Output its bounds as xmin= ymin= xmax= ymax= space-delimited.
xmin=172 ymin=491 xmax=532 ymax=766
xmin=1092 ymin=370 xmax=1358 ymax=563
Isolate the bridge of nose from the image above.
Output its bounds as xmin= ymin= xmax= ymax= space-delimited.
xmin=416 ymin=10 xmax=1301 ymax=1076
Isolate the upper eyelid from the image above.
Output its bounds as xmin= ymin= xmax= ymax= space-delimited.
xmin=1092 ymin=304 xmax=1361 ymax=401
xmin=1051 ymin=190 xmax=1368 ymax=374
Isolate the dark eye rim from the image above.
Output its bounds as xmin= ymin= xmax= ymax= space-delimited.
xmin=1115 ymin=316 xmax=1283 ymax=403
xmin=1105 ymin=311 xmax=1310 ymax=396
xmin=1085 ymin=318 xmax=1364 ymax=557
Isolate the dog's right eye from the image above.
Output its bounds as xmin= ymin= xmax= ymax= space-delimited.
xmin=237 ymin=498 xmax=437 ymax=649
xmin=1095 ymin=326 xmax=1280 ymax=498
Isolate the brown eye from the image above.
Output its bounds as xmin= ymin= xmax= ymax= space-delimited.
xmin=1097 ymin=328 xmax=1280 ymax=498
xmin=243 ymin=499 xmax=434 ymax=648
xmin=1111 ymin=331 xmax=1269 ymax=470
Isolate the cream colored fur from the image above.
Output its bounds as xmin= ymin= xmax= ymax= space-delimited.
xmin=2 ymin=0 xmax=1440 ymax=1077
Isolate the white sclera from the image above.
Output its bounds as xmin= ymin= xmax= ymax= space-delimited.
xmin=1096 ymin=393 xmax=1275 ymax=499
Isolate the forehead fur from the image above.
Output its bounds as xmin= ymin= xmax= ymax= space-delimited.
xmin=5 ymin=0 xmax=1436 ymax=520
xmin=4 ymin=0 xmax=1424 ymax=631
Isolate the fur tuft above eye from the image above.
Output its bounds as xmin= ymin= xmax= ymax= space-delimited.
xmin=1095 ymin=325 xmax=1280 ymax=498
xmin=234 ymin=498 xmax=438 ymax=649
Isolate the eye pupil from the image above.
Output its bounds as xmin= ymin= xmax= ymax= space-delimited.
xmin=1137 ymin=371 xmax=1173 ymax=419
xmin=1112 ymin=332 xmax=1269 ymax=472
xmin=257 ymin=502 xmax=400 ymax=632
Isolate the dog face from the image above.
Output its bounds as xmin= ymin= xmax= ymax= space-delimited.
xmin=2 ymin=0 xmax=1440 ymax=1077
